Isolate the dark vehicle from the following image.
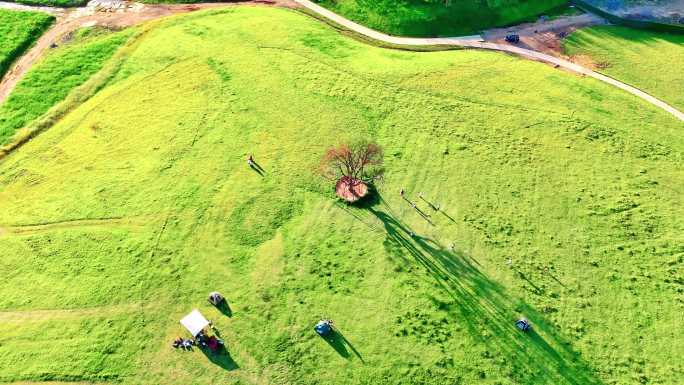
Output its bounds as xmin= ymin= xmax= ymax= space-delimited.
xmin=505 ymin=34 xmax=520 ymax=43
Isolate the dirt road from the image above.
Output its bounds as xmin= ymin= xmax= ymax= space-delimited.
xmin=484 ymin=13 xmax=607 ymax=56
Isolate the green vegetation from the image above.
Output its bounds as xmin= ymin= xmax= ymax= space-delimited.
xmin=0 ymin=9 xmax=54 ymax=78
xmin=1 ymin=7 xmax=683 ymax=385
xmin=0 ymin=27 xmax=133 ymax=145
xmin=545 ymin=3 xmax=583 ymax=19
xmin=316 ymin=0 xmax=567 ymax=36
xmin=564 ymin=25 xmax=684 ymax=111
xmin=9 ymin=0 xmax=87 ymax=7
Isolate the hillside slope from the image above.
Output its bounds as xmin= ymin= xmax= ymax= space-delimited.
xmin=0 ymin=7 xmax=682 ymax=385
xmin=564 ymin=25 xmax=684 ymax=111
xmin=0 ymin=9 xmax=54 ymax=78
xmin=316 ymin=0 xmax=567 ymax=36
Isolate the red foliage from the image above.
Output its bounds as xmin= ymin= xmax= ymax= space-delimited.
xmin=335 ymin=176 xmax=369 ymax=202
xmin=320 ymin=140 xmax=384 ymax=183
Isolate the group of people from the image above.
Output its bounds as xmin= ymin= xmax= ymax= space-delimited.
xmin=172 ymin=337 xmax=194 ymax=350
xmin=196 ymin=329 xmax=225 ymax=352
xmin=172 ymin=329 xmax=225 ymax=353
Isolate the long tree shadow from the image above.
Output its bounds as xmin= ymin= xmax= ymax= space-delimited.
xmin=349 ymin=195 xmax=604 ymax=385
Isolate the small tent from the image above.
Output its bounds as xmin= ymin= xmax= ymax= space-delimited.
xmin=515 ymin=318 xmax=531 ymax=332
xmin=208 ymin=292 xmax=225 ymax=306
xmin=180 ymin=309 xmax=210 ymax=337
xmin=314 ymin=320 xmax=333 ymax=337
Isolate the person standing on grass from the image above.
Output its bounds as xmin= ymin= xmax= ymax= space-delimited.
xmin=247 ymin=154 xmax=254 ymax=167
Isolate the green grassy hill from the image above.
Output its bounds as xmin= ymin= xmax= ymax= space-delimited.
xmin=0 ymin=27 xmax=133 ymax=145
xmin=316 ymin=0 xmax=568 ymax=36
xmin=564 ymin=26 xmax=684 ymax=111
xmin=0 ymin=9 xmax=54 ymax=78
xmin=0 ymin=7 xmax=683 ymax=385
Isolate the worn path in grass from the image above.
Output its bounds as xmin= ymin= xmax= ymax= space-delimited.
xmin=0 ymin=0 xmax=294 ymax=104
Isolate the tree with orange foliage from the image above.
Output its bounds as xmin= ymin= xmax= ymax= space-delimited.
xmin=320 ymin=140 xmax=384 ymax=202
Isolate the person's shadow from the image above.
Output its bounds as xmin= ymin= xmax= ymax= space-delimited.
xmin=249 ymin=160 xmax=266 ymax=176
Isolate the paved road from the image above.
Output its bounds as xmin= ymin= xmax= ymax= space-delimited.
xmin=294 ymin=0 xmax=684 ymax=122
xmin=483 ymin=13 xmax=605 ymax=41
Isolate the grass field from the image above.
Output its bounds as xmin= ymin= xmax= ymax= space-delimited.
xmin=0 ymin=7 xmax=683 ymax=385
xmin=0 ymin=9 xmax=54 ymax=79
xmin=564 ymin=26 xmax=684 ymax=112
xmin=0 ymin=27 xmax=133 ymax=145
xmin=315 ymin=0 xmax=568 ymax=36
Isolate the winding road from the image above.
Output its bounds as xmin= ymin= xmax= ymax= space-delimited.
xmin=294 ymin=0 xmax=684 ymax=122
xmin=1 ymin=0 xmax=683 ymax=122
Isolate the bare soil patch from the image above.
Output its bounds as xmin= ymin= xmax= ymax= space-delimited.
xmin=484 ymin=13 xmax=607 ymax=56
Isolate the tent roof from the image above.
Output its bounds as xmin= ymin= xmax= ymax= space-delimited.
xmin=315 ymin=320 xmax=332 ymax=335
xmin=180 ymin=309 xmax=210 ymax=337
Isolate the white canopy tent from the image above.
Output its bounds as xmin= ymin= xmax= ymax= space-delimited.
xmin=180 ymin=309 xmax=210 ymax=337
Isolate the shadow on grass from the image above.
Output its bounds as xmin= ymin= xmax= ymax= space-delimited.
xmin=319 ymin=329 xmax=365 ymax=363
xmin=250 ymin=164 xmax=265 ymax=177
xmin=249 ymin=160 xmax=266 ymax=177
xmin=439 ymin=210 xmax=457 ymax=223
xmin=401 ymin=196 xmax=434 ymax=225
xmin=215 ymin=301 xmax=233 ymax=317
xmin=345 ymin=194 xmax=604 ymax=385
xmin=200 ymin=345 xmax=239 ymax=371
xmin=419 ymin=194 xmax=439 ymax=211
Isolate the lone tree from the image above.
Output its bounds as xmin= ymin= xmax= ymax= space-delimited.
xmin=320 ymin=140 xmax=384 ymax=203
